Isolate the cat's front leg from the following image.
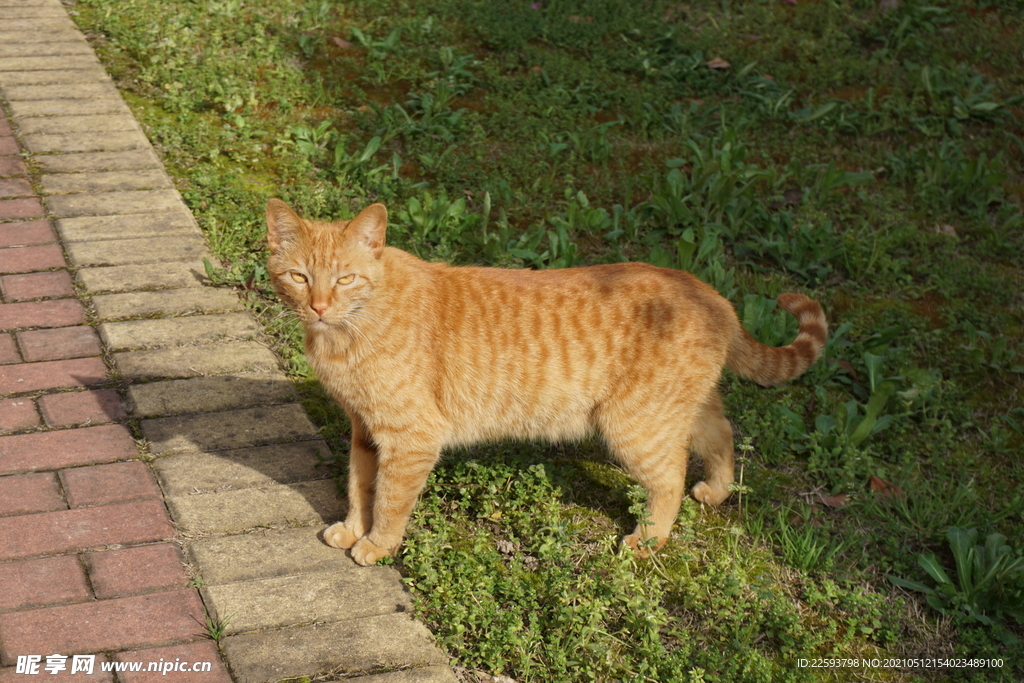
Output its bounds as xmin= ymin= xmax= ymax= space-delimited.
xmin=324 ymin=415 xmax=378 ymax=551
xmin=349 ymin=444 xmax=440 ymax=566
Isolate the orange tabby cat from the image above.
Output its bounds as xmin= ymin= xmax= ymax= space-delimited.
xmin=266 ymin=198 xmax=827 ymax=566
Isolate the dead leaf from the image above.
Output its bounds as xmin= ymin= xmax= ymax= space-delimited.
xmin=706 ymin=57 xmax=731 ymax=70
xmin=935 ymin=223 xmax=957 ymax=237
xmin=819 ymin=493 xmax=848 ymax=508
xmin=869 ymin=475 xmax=905 ymax=501
xmin=836 ymin=359 xmax=858 ymax=379
xmin=879 ymin=0 xmax=901 ymax=13
xmin=331 ymin=36 xmax=352 ymax=49
xmin=568 ymin=15 xmax=595 ymax=24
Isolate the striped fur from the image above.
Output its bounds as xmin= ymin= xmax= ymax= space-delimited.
xmin=266 ymin=199 xmax=828 ymax=565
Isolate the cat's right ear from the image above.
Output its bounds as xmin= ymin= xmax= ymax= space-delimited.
xmin=266 ymin=198 xmax=302 ymax=254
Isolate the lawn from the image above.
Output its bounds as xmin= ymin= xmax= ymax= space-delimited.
xmin=69 ymin=0 xmax=1023 ymax=680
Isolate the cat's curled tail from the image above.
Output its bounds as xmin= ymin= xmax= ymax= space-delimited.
xmin=726 ymin=293 xmax=828 ymax=387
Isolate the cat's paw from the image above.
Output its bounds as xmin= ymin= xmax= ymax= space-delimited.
xmin=350 ymin=536 xmax=393 ymax=566
xmin=323 ymin=522 xmax=361 ymax=550
xmin=622 ymin=533 xmax=650 ymax=558
xmin=622 ymin=531 xmax=666 ymax=558
xmin=692 ymin=481 xmax=730 ymax=506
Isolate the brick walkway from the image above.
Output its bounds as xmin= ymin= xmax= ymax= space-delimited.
xmin=0 ymin=2 xmax=454 ymax=682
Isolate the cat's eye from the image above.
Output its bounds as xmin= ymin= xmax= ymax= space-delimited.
xmin=337 ymin=274 xmax=355 ymax=285
xmin=290 ymin=272 xmax=308 ymax=284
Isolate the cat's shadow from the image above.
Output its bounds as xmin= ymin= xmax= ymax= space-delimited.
xmin=76 ymin=373 xmax=704 ymax=552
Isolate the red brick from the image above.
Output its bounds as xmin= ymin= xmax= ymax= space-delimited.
xmin=0 ymin=333 xmax=17 ymax=364
xmin=61 ymin=460 xmax=160 ymax=508
xmin=0 ymin=244 xmax=65 ymax=274
xmin=18 ymin=325 xmax=100 ymax=361
xmin=0 ymin=179 xmax=32 ymax=199
xmin=0 ymin=197 xmax=44 ymax=221
xmin=0 ymin=660 xmax=114 ymax=683
xmin=114 ymin=641 xmax=231 ymax=683
xmin=39 ymin=388 xmax=126 ymax=428
xmin=0 ymin=423 xmax=136 ymax=475
xmin=0 ymin=590 xmax=205 ymax=661
xmin=0 ymin=499 xmax=174 ymax=560
xmin=0 ymin=472 xmax=65 ymax=516
xmin=0 ymin=118 xmax=11 ymax=137
xmin=0 ymin=396 xmax=39 ymax=434
xmin=87 ymin=544 xmax=189 ymax=599
xmin=0 ymin=156 xmax=28 ymax=178
xmin=0 ymin=555 xmax=90 ymax=611
xmin=0 ymin=298 xmax=85 ymax=331
xmin=0 ymin=356 xmax=105 ymax=395
xmin=0 ymin=138 xmax=17 ymax=156
xmin=0 ymin=270 xmax=74 ymax=300
xmin=0 ymin=220 xmax=55 ymax=248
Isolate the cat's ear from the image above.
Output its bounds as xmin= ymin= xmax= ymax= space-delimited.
xmin=266 ymin=198 xmax=303 ymax=254
xmin=346 ymin=203 xmax=388 ymax=259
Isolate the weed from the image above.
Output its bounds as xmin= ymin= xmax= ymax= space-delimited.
xmin=202 ymin=609 xmax=233 ymax=642
xmin=888 ymin=527 xmax=1024 ymax=645
xmin=772 ymin=506 xmax=847 ymax=573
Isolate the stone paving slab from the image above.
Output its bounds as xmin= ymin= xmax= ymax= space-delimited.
xmin=3 ymin=83 xmax=120 ymax=101
xmin=37 ymin=148 xmax=162 ymax=174
xmin=43 ymin=168 xmax=171 ymax=194
xmin=0 ymin=68 xmax=112 ymax=86
xmin=0 ymin=16 xmax=78 ymax=32
xmin=0 ymin=56 xmax=102 ymax=73
xmin=113 ymin=342 xmax=281 ymax=380
xmin=57 ymin=209 xmax=199 ymax=242
xmin=188 ymin=527 xmax=355 ymax=584
xmin=8 ymin=97 xmax=129 ymax=118
xmin=25 ymin=130 xmax=152 ymax=154
xmin=46 ymin=188 xmax=184 ymax=217
xmin=68 ymin=235 xmax=211 ymax=267
xmin=91 ymin=287 xmax=242 ymax=321
xmin=165 ymin=480 xmax=341 ymax=533
xmin=0 ymin=6 xmax=69 ymax=17
xmin=142 ymin=404 xmax=319 ymax=455
xmin=100 ymin=312 xmax=257 ymax=351
xmin=358 ymin=669 xmax=459 ymax=683
xmin=78 ymin=260 xmax=209 ymax=293
xmin=221 ymin=615 xmax=450 ymax=683
xmin=204 ymin=568 xmax=412 ymax=635
xmin=128 ymin=372 xmax=297 ymax=417
xmin=363 ymin=668 xmax=459 ymax=683
xmin=0 ymin=42 xmax=95 ymax=59
xmin=154 ymin=441 xmax=332 ymax=496
xmin=18 ymin=114 xmax=139 ymax=136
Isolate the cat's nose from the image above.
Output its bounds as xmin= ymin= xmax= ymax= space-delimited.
xmin=311 ymin=302 xmax=329 ymax=317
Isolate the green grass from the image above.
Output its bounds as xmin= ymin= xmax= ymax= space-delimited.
xmin=71 ymin=0 xmax=1024 ymax=680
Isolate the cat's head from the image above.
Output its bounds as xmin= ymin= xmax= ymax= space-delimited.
xmin=265 ymin=198 xmax=387 ymax=330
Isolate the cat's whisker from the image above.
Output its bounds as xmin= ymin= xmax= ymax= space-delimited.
xmin=341 ymin=316 xmax=374 ymax=350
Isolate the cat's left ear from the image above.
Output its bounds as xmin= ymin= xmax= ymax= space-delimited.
xmin=347 ymin=203 xmax=388 ymax=259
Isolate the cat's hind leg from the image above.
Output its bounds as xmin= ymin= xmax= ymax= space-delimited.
xmin=689 ymin=390 xmax=735 ymax=506
xmin=324 ymin=414 xmax=377 ymax=551
xmin=598 ymin=405 xmax=693 ymax=555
